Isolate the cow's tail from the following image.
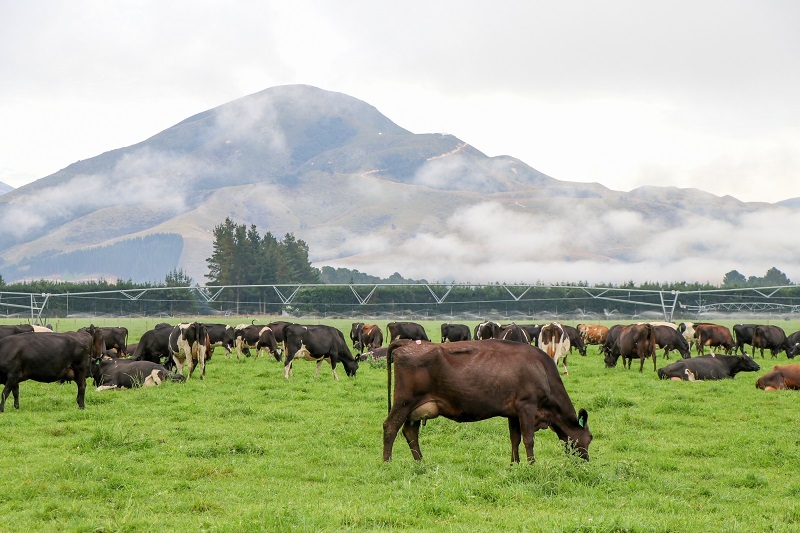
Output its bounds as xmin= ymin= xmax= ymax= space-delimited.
xmin=387 ymin=341 xmax=396 ymax=415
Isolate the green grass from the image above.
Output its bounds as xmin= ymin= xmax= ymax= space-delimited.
xmin=1 ymin=318 xmax=799 ymax=531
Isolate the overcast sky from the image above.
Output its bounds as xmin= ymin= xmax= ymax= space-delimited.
xmin=1 ymin=1 xmax=798 ymax=203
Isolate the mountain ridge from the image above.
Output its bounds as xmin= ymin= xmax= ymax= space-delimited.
xmin=1 ymin=85 xmax=797 ymax=285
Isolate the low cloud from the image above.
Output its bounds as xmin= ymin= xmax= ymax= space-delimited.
xmin=322 ymin=201 xmax=800 ymax=285
xmin=0 ymin=147 xmax=192 ymax=239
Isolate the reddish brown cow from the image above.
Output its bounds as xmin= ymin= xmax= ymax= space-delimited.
xmin=756 ymin=364 xmax=800 ymax=390
xmin=694 ymin=324 xmax=734 ymax=355
xmin=577 ymin=324 xmax=609 ymax=346
xmin=383 ymin=339 xmax=592 ymax=463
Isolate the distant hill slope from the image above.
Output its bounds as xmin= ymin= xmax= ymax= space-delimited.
xmin=1 ymin=84 xmax=797 ymax=285
xmin=0 ymin=181 xmax=12 ymax=196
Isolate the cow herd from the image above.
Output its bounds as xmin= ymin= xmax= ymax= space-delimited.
xmin=2 ymin=317 xmax=799 ymax=465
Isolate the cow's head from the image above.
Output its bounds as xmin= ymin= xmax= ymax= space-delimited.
xmin=787 ymin=342 xmax=799 ymax=359
xmin=604 ymin=350 xmax=619 ymax=368
xmin=565 ymin=408 xmax=592 ymax=461
xmin=737 ymin=355 xmax=761 ymax=373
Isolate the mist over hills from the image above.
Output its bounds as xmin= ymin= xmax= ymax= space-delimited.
xmin=1 ymin=85 xmax=798 ymax=285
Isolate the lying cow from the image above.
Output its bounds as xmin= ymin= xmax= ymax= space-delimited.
xmin=91 ymin=357 xmax=185 ymax=390
xmin=756 ymin=364 xmax=800 ymax=390
xmin=657 ymin=354 xmax=760 ymax=381
xmin=383 ymin=339 xmax=591 ymax=463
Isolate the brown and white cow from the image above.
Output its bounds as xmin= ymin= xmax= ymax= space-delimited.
xmin=383 ymin=339 xmax=591 ymax=463
xmin=577 ymin=324 xmax=609 ymax=347
xmin=538 ymin=323 xmax=571 ymax=375
xmin=350 ymin=323 xmax=384 ymax=354
xmin=756 ymin=364 xmax=800 ymax=390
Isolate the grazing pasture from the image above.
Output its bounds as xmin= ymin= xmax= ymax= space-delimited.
xmin=1 ymin=317 xmax=799 ymax=531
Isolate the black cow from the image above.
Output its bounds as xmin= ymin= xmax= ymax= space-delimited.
xmin=384 ymin=339 xmax=592 ymax=463
xmin=499 ymin=324 xmax=531 ymax=344
xmin=91 ymin=357 xmax=185 ymax=390
xmin=205 ymin=324 xmax=236 ymax=358
xmin=131 ymin=324 xmax=174 ymax=365
xmin=652 ymin=325 xmax=691 ymax=359
xmin=605 ymin=323 xmax=656 ymax=372
xmin=77 ymin=326 xmax=129 ymax=357
xmin=752 ymin=325 xmax=797 ymax=358
xmin=787 ymin=331 xmax=800 ymax=359
xmin=658 ymin=354 xmax=760 ymax=381
xmin=0 ymin=325 xmax=105 ymax=412
xmin=168 ymin=322 xmax=209 ymax=380
xmin=563 ymin=325 xmax=587 ymax=356
xmin=0 ymin=325 xmax=34 ymax=341
xmin=440 ymin=323 xmax=471 ymax=343
xmin=474 ymin=321 xmax=501 ymax=340
xmin=386 ymin=322 xmax=429 ymax=342
xmin=733 ymin=324 xmax=757 ymax=355
xmin=283 ymin=324 xmax=358 ymax=380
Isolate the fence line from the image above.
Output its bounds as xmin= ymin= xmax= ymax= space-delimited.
xmin=2 ymin=284 xmax=799 ymax=324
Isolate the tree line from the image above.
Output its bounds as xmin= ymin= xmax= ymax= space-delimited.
xmin=0 ymin=219 xmax=796 ymax=318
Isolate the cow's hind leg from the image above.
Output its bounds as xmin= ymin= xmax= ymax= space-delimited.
xmin=1 ymin=380 xmax=20 ymax=412
xmin=383 ymin=405 xmax=414 ymax=461
xmin=402 ymin=420 xmax=423 ymax=461
xmin=508 ymin=417 xmax=522 ymax=463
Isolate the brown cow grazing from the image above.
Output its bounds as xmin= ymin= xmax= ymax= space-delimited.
xmin=756 ymin=364 xmax=800 ymax=390
xmin=0 ymin=325 xmax=105 ymax=412
xmin=383 ymin=339 xmax=591 ymax=463
xmin=694 ymin=324 xmax=734 ymax=355
xmin=605 ymin=323 xmax=657 ymax=372
xmin=539 ymin=323 xmax=571 ymax=375
xmin=577 ymin=324 xmax=609 ymax=346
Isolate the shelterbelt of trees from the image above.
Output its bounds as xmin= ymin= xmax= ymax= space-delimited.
xmin=0 ymin=219 xmax=796 ymax=317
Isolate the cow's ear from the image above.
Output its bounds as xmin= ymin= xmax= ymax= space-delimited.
xmin=578 ymin=408 xmax=588 ymax=428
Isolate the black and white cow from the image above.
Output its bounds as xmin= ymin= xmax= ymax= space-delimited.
xmin=283 ymin=324 xmax=358 ymax=380
xmin=233 ymin=324 xmax=280 ymax=360
xmin=205 ymin=324 xmax=236 ymax=358
xmin=168 ymin=322 xmax=209 ymax=380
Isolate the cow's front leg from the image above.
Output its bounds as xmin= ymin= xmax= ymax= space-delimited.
xmin=518 ymin=407 xmax=538 ymax=463
xmin=75 ymin=371 xmax=87 ymax=409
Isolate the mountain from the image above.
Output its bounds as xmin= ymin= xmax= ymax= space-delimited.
xmin=0 ymin=181 xmax=12 ymax=196
xmin=1 ymin=84 xmax=798 ymax=285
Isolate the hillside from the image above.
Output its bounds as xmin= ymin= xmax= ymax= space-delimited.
xmin=1 ymin=85 xmax=798 ymax=285
xmin=0 ymin=181 xmax=12 ymax=196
